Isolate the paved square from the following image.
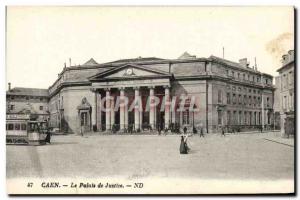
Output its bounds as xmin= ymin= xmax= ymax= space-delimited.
xmin=7 ymin=132 xmax=294 ymax=181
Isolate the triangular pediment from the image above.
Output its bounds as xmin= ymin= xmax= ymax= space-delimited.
xmin=89 ymin=64 xmax=170 ymax=81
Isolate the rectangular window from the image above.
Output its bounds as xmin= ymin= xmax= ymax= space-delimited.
xmin=232 ymin=93 xmax=236 ymax=104
xmin=238 ymin=73 xmax=240 ymax=79
xmin=39 ymin=106 xmax=43 ymax=111
xmin=21 ymin=123 xmax=27 ymax=130
xmin=243 ymin=74 xmax=245 ymax=80
xmin=244 ymin=95 xmax=247 ymax=105
xmin=244 ymin=112 xmax=247 ymax=124
xmin=8 ymin=123 xmax=14 ymax=130
xmin=15 ymin=123 xmax=20 ymax=130
xmin=227 ymin=93 xmax=231 ymax=104
xmin=233 ymin=111 xmax=237 ymax=124
xmin=227 ymin=111 xmax=231 ymax=125
xmin=289 ymin=71 xmax=293 ymax=85
xmin=267 ymin=97 xmax=270 ymax=107
xmin=218 ymin=110 xmax=222 ymax=125
xmin=10 ymin=105 xmax=14 ymax=110
xmin=290 ymin=93 xmax=294 ymax=110
xmin=249 ymin=96 xmax=252 ymax=106
xmin=239 ymin=111 xmax=242 ymax=125
xmin=238 ymin=94 xmax=242 ymax=104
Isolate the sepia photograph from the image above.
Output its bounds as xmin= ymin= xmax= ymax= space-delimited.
xmin=5 ymin=6 xmax=295 ymax=195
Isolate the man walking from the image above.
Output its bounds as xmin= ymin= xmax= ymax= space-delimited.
xmin=199 ymin=127 xmax=204 ymax=137
xmin=221 ymin=126 xmax=225 ymax=137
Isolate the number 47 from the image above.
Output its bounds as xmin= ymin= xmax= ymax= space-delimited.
xmin=27 ymin=182 xmax=33 ymax=187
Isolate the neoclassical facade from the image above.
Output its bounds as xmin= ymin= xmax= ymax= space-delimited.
xmin=45 ymin=52 xmax=275 ymax=134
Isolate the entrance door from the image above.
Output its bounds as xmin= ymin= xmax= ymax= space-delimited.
xmin=142 ymin=111 xmax=149 ymax=130
xmin=115 ymin=110 xmax=120 ymax=131
xmin=80 ymin=111 xmax=90 ymax=131
xmin=128 ymin=111 xmax=134 ymax=127
xmin=156 ymin=111 xmax=165 ymax=130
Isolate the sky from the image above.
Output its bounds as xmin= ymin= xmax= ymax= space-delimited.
xmin=6 ymin=6 xmax=294 ymax=89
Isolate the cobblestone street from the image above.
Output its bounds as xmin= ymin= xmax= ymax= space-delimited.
xmin=7 ymin=132 xmax=294 ymax=181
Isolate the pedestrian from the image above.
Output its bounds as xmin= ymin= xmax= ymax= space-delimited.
xmin=183 ymin=126 xmax=187 ymax=134
xmin=199 ymin=127 xmax=204 ymax=137
xmin=45 ymin=130 xmax=51 ymax=144
xmin=158 ymin=126 xmax=161 ymax=135
xmin=179 ymin=136 xmax=188 ymax=154
xmin=221 ymin=126 xmax=225 ymax=137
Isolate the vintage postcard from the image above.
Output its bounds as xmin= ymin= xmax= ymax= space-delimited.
xmin=5 ymin=6 xmax=295 ymax=195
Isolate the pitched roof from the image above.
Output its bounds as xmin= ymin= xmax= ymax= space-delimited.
xmin=7 ymin=87 xmax=49 ymax=97
xmin=209 ymin=55 xmax=257 ymax=73
xmin=89 ymin=63 xmax=171 ymax=80
xmin=83 ymin=58 xmax=99 ymax=66
xmin=178 ymin=51 xmax=196 ymax=59
xmin=107 ymin=57 xmax=165 ymax=64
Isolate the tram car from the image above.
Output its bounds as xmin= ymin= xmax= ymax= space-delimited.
xmin=6 ymin=113 xmax=48 ymax=145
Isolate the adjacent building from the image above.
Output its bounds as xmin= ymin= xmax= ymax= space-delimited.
xmin=6 ymin=84 xmax=49 ymax=121
xmin=275 ymin=50 xmax=295 ymax=137
xmin=7 ymin=52 xmax=276 ymax=134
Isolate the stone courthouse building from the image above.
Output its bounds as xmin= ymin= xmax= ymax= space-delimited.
xmin=7 ymin=52 xmax=276 ymax=134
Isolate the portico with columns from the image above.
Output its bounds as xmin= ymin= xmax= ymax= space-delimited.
xmin=88 ymin=64 xmax=172 ymax=133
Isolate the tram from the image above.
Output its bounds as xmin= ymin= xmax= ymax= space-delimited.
xmin=6 ymin=113 xmax=48 ymax=145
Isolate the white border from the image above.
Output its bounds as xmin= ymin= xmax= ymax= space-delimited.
xmin=0 ymin=1 xmax=298 ymax=200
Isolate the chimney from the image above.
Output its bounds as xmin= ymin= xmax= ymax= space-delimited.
xmin=288 ymin=50 xmax=294 ymax=62
xmin=8 ymin=82 xmax=11 ymax=91
xmin=239 ymin=58 xmax=249 ymax=67
xmin=64 ymin=62 xmax=66 ymax=68
xmin=69 ymin=58 xmax=71 ymax=67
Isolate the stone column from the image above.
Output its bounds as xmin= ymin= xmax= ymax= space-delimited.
xmin=111 ymin=96 xmax=115 ymax=128
xmin=105 ymin=88 xmax=111 ymax=131
xmin=96 ymin=92 xmax=102 ymax=131
xmin=139 ymin=102 xmax=143 ymax=130
xmin=134 ymin=87 xmax=140 ymax=131
xmin=149 ymin=86 xmax=155 ymax=130
xmin=125 ymin=95 xmax=128 ymax=130
xmin=164 ymin=86 xmax=170 ymax=129
xmin=120 ymin=88 xmax=125 ymax=132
